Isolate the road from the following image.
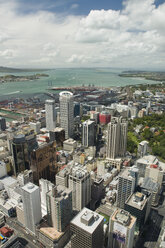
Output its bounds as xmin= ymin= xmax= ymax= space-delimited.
xmin=5 ymin=217 xmax=41 ymax=248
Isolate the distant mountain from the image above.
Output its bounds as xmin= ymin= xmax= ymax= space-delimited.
xmin=0 ymin=66 xmax=50 ymax=73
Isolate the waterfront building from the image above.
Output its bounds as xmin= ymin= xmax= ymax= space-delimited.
xmin=45 ymin=100 xmax=56 ymax=131
xmin=70 ymin=207 xmax=104 ymax=248
xmin=22 ymin=183 xmax=42 ymax=234
xmin=59 ymin=91 xmax=74 ymax=139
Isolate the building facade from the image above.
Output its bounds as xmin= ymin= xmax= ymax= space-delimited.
xmin=82 ymin=120 xmax=96 ymax=148
xmin=59 ymin=91 xmax=74 ymax=139
xmin=45 ymin=100 xmax=56 ymax=131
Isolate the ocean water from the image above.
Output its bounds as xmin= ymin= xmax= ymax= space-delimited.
xmin=0 ymin=68 xmax=158 ymax=100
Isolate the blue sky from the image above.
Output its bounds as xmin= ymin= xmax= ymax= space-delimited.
xmin=0 ymin=0 xmax=165 ymax=69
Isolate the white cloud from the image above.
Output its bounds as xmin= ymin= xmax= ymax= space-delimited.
xmin=0 ymin=0 xmax=164 ymax=69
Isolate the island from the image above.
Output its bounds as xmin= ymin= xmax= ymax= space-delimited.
xmin=0 ymin=74 xmax=49 ymax=83
xmin=119 ymin=71 xmax=165 ymax=82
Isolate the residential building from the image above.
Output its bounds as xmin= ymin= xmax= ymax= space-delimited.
xmin=138 ymin=141 xmax=149 ymax=158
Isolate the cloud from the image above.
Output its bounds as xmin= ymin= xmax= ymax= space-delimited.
xmin=0 ymin=0 xmax=165 ymax=69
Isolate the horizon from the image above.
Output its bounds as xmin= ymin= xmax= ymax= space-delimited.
xmin=0 ymin=0 xmax=165 ymax=70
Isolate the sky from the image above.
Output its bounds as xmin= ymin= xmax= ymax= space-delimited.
xmin=0 ymin=0 xmax=165 ymax=69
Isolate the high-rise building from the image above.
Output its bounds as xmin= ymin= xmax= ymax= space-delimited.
xmin=109 ymin=209 xmax=136 ymax=248
xmin=70 ymin=207 xmax=104 ymax=248
xmin=125 ymin=192 xmax=151 ymax=230
xmin=45 ymin=100 xmax=56 ymax=131
xmin=46 ymin=185 xmax=72 ymax=232
xmin=30 ymin=141 xmax=57 ymax=184
xmin=106 ymin=117 xmax=128 ymax=159
xmin=17 ymin=170 xmax=33 ymax=186
xmin=138 ymin=141 xmax=149 ymax=158
xmin=39 ymin=178 xmax=54 ymax=217
xmin=82 ymin=120 xmax=96 ymax=147
xmin=0 ymin=117 xmax=6 ymax=131
xmin=117 ymin=168 xmax=136 ymax=209
xmin=59 ymin=91 xmax=74 ymax=139
xmin=22 ymin=183 xmax=42 ymax=234
xmin=69 ymin=166 xmax=91 ymax=211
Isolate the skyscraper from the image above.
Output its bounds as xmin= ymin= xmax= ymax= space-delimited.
xmin=45 ymin=99 xmax=56 ymax=131
xmin=59 ymin=91 xmax=74 ymax=139
xmin=46 ymin=185 xmax=72 ymax=232
xmin=106 ymin=117 xmax=128 ymax=159
xmin=70 ymin=207 xmax=104 ymax=248
xmin=0 ymin=117 xmax=6 ymax=131
xmin=69 ymin=166 xmax=91 ymax=211
xmin=82 ymin=120 xmax=96 ymax=147
xmin=117 ymin=168 xmax=136 ymax=209
xmin=109 ymin=209 xmax=136 ymax=248
xmin=22 ymin=183 xmax=42 ymax=234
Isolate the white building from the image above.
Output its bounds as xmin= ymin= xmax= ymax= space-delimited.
xmin=109 ymin=209 xmax=136 ymax=248
xmin=0 ymin=161 xmax=7 ymax=178
xmin=30 ymin=122 xmax=41 ymax=134
xmin=22 ymin=183 xmax=42 ymax=234
xmin=63 ymin=138 xmax=77 ymax=152
xmin=45 ymin=100 xmax=56 ymax=131
xmin=17 ymin=170 xmax=33 ymax=187
xmin=70 ymin=207 xmax=104 ymax=248
xmin=59 ymin=91 xmax=74 ymax=139
xmin=39 ymin=179 xmax=54 ymax=217
xmin=138 ymin=141 xmax=149 ymax=158
xmin=69 ymin=166 xmax=91 ymax=211
xmin=117 ymin=168 xmax=136 ymax=209
xmin=82 ymin=120 xmax=95 ymax=148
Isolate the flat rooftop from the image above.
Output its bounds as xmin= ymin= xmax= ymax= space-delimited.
xmin=125 ymin=192 xmax=148 ymax=210
xmin=71 ymin=207 xmax=104 ymax=234
xmin=40 ymin=223 xmax=63 ymax=240
xmin=22 ymin=182 xmax=39 ymax=193
xmin=111 ymin=209 xmax=136 ymax=229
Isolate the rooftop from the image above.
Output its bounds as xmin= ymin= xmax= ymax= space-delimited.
xmin=125 ymin=192 xmax=148 ymax=210
xmin=22 ymin=182 xmax=39 ymax=193
xmin=112 ymin=209 xmax=136 ymax=228
xmin=71 ymin=207 xmax=104 ymax=234
xmin=40 ymin=223 xmax=63 ymax=241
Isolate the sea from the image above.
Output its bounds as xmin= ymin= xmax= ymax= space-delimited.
xmin=0 ymin=68 xmax=158 ymax=101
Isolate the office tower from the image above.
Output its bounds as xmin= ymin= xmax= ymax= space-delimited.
xmin=69 ymin=166 xmax=91 ymax=211
xmin=117 ymin=168 xmax=135 ymax=209
xmin=70 ymin=207 xmax=104 ymax=248
xmin=125 ymin=192 xmax=151 ymax=230
xmin=30 ymin=122 xmax=41 ymax=134
xmin=45 ymin=100 xmax=56 ymax=131
xmin=59 ymin=91 xmax=74 ymax=139
xmin=46 ymin=185 xmax=72 ymax=232
xmin=0 ymin=117 xmax=6 ymax=131
xmin=82 ymin=120 xmax=96 ymax=147
xmin=49 ymin=127 xmax=65 ymax=146
xmin=39 ymin=179 xmax=54 ymax=217
xmin=22 ymin=183 xmax=42 ymax=234
xmin=74 ymin=102 xmax=80 ymax=117
xmin=30 ymin=141 xmax=57 ymax=184
xmin=12 ymin=134 xmax=30 ymax=176
xmin=138 ymin=141 xmax=149 ymax=157
xmin=109 ymin=209 xmax=136 ymax=248
xmin=106 ymin=117 xmax=128 ymax=159
xmin=17 ymin=170 xmax=33 ymax=186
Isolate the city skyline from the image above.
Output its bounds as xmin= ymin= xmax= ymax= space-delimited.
xmin=0 ymin=0 xmax=165 ymax=69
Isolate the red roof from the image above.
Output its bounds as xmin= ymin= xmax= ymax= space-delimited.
xmin=150 ymin=164 xmax=158 ymax=169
